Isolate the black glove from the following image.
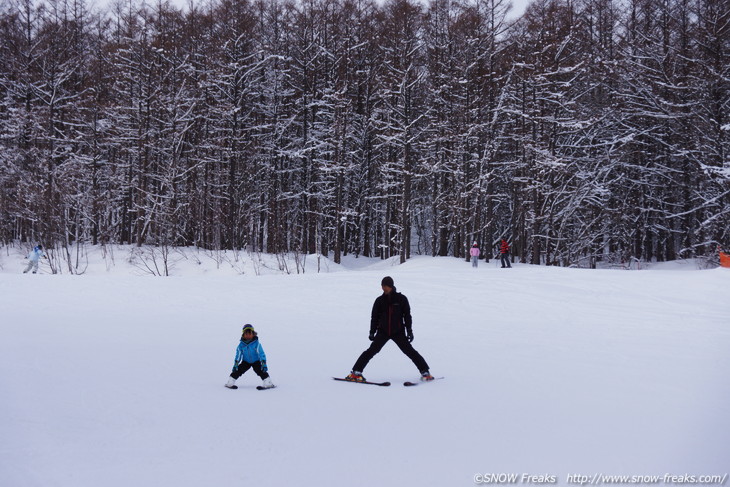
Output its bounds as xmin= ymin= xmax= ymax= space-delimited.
xmin=406 ymin=328 xmax=414 ymax=343
xmin=368 ymin=331 xmax=376 ymax=341
xmin=260 ymin=360 xmax=268 ymax=372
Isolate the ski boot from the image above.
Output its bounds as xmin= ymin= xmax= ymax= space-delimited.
xmin=225 ymin=377 xmax=238 ymax=389
xmin=420 ymin=370 xmax=435 ymax=381
xmin=345 ymin=371 xmax=366 ymax=382
xmin=259 ymin=377 xmax=275 ymax=389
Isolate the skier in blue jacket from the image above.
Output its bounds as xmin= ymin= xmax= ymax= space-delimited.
xmin=23 ymin=245 xmax=46 ymax=274
xmin=225 ymin=324 xmax=275 ymax=389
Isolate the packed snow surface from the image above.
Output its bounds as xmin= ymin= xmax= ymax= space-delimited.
xmin=1 ymin=248 xmax=728 ymax=486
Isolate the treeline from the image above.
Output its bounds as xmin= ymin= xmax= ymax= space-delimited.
xmin=0 ymin=0 xmax=728 ymax=266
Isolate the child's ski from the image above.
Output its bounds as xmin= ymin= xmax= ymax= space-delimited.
xmin=403 ymin=377 xmax=444 ymax=387
xmin=257 ymin=385 xmax=276 ymax=390
xmin=333 ymin=377 xmax=391 ymax=386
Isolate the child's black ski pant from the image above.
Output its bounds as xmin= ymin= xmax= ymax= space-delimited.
xmin=231 ymin=360 xmax=269 ymax=380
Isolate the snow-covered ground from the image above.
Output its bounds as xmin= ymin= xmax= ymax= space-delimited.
xmin=1 ymin=247 xmax=728 ymax=487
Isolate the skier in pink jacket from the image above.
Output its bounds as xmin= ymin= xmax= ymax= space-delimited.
xmin=470 ymin=242 xmax=480 ymax=268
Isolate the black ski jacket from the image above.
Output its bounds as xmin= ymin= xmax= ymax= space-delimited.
xmin=370 ymin=288 xmax=412 ymax=337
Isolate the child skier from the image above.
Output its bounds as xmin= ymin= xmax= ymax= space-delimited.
xmin=470 ymin=242 xmax=480 ymax=268
xmin=225 ymin=324 xmax=275 ymax=390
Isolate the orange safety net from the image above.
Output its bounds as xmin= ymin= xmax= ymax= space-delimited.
xmin=720 ymin=251 xmax=730 ymax=268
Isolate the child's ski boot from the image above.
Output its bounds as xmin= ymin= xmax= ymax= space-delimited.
xmin=257 ymin=377 xmax=276 ymax=390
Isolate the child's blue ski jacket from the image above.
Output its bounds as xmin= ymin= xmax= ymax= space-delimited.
xmin=234 ymin=337 xmax=267 ymax=365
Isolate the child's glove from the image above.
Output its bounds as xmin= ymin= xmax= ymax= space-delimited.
xmin=406 ymin=328 xmax=414 ymax=343
xmin=261 ymin=361 xmax=268 ymax=372
xmin=368 ymin=331 xmax=375 ymax=341
xmin=232 ymin=360 xmax=239 ymax=371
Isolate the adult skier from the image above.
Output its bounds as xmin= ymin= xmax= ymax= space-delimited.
xmin=345 ymin=276 xmax=434 ymax=382
xmin=23 ymin=245 xmax=46 ymax=274
xmin=500 ymin=239 xmax=512 ymax=268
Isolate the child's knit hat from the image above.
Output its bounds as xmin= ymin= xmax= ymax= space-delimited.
xmin=242 ymin=324 xmax=256 ymax=334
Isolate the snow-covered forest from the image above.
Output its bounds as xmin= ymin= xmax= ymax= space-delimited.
xmin=1 ymin=0 xmax=728 ymax=267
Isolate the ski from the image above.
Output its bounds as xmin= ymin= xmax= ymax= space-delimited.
xmin=256 ymin=385 xmax=276 ymax=390
xmin=403 ymin=377 xmax=444 ymax=387
xmin=333 ymin=377 xmax=391 ymax=387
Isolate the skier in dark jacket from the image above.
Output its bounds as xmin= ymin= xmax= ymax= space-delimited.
xmin=346 ymin=276 xmax=433 ymax=382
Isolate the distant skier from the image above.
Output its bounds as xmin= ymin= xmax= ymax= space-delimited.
xmin=225 ymin=324 xmax=275 ymax=390
xmin=345 ymin=276 xmax=434 ymax=382
xmin=23 ymin=245 xmax=46 ymax=274
xmin=719 ymin=245 xmax=730 ymax=268
xmin=470 ymin=242 xmax=480 ymax=268
xmin=499 ymin=239 xmax=512 ymax=268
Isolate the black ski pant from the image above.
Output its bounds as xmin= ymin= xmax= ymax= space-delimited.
xmin=231 ymin=360 xmax=269 ymax=380
xmin=353 ymin=332 xmax=429 ymax=374
xmin=501 ymin=253 xmax=512 ymax=268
